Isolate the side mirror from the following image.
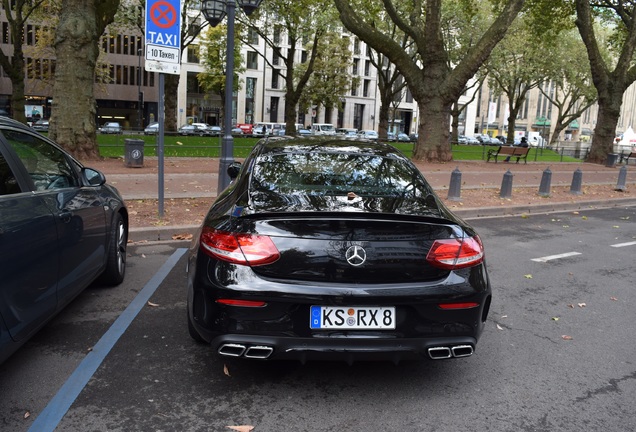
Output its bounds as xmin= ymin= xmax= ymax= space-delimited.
xmin=82 ymin=167 xmax=106 ymax=186
xmin=227 ymin=162 xmax=242 ymax=180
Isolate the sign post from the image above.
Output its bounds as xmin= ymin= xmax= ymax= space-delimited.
xmin=145 ymin=0 xmax=181 ymax=217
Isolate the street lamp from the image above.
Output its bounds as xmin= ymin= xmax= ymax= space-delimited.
xmin=201 ymin=0 xmax=262 ymax=192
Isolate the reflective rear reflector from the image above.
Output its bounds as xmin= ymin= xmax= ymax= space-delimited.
xmin=438 ymin=302 xmax=480 ymax=310
xmin=216 ymin=299 xmax=267 ymax=307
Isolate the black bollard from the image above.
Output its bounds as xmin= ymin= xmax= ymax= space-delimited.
xmin=570 ymin=168 xmax=583 ymax=195
xmin=615 ymin=165 xmax=628 ymax=191
xmin=447 ymin=167 xmax=462 ymax=201
xmin=500 ymin=169 xmax=513 ymax=198
xmin=538 ymin=167 xmax=552 ymax=197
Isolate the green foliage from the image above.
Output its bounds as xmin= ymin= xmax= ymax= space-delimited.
xmin=298 ymin=31 xmax=355 ymax=112
xmin=197 ymin=24 xmax=245 ymax=98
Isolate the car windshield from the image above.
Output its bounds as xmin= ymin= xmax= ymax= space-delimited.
xmin=250 ymin=150 xmax=431 ymax=198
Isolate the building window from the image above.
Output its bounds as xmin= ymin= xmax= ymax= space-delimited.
xmin=248 ymin=28 xmax=259 ymax=44
xmin=270 ymin=97 xmax=279 ymax=122
xmin=354 ymin=104 xmax=364 ymax=130
xmin=117 ymin=35 xmax=122 ymax=54
xmin=187 ymin=45 xmax=200 ymax=63
xmin=301 ymin=50 xmax=308 ymax=63
xmin=271 ymin=69 xmax=280 ymax=89
xmin=247 ymin=51 xmax=258 ymax=69
xmin=273 ymin=26 xmax=281 ymax=44
xmin=273 ymin=50 xmax=280 ymax=66
xmin=353 ymin=38 xmax=360 ymax=55
xmin=405 ymin=88 xmax=413 ymax=103
xmin=2 ymin=22 xmax=9 ymax=44
xmin=364 ymin=60 xmax=370 ymax=76
xmin=351 ymin=79 xmax=358 ymax=96
xmin=363 ymin=79 xmax=370 ymax=97
xmin=352 ymin=59 xmax=359 ymax=76
xmin=245 ymin=77 xmax=256 ymax=124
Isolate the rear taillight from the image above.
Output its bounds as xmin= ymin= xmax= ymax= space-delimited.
xmin=200 ymin=227 xmax=280 ymax=266
xmin=426 ymin=236 xmax=484 ymax=270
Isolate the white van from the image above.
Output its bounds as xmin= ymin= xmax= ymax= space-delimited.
xmin=253 ymin=122 xmax=277 ymax=137
xmin=311 ymin=123 xmax=336 ymax=135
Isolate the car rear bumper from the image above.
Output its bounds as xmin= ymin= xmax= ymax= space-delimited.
xmin=209 ymin=333 xmax=478 ymax=363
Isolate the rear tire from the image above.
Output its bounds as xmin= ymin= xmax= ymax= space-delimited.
xmin=98 ymin=212 xmax=127 ymax=286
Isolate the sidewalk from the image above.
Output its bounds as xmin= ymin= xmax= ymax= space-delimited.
xmin=86 ymin=157 xmax=636 ymax=242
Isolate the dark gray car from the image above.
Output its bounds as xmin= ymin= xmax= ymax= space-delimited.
xmin=0 ymin=117 xmax=128 ymax=364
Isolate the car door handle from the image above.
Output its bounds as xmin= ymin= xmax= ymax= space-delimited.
xmin=58 ymin=211 xmax=72 ymax=223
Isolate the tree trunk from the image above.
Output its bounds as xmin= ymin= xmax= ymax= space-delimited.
xmin=164 ymin=74 xmax=180 ymax=131
xmin=50 ymin=3 xmax=101 ymax=160
xmin=413 ymin=99 xmax=452 ymax=162
xmin=588 ymin=96 xmax=622 ymax=163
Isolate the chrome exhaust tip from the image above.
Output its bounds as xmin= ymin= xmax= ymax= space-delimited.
xmin=218 ymin=343 xmax=246 ymax=357
xmin=428 ymin=346 xmax=452 ymax=360
xmin=451 ymin=345 xmax=474 ymax=358
xmin=244 ymin=345 xmax=274 ymax=359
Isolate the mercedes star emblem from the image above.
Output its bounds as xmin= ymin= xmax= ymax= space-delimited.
xmin=345 ymin=245 xmax=367 ymax=266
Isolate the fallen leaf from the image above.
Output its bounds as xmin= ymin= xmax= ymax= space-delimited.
xmin=567 ymin=304 xmax=575 ymax=308
xmin=578 ymin=303 xmax=586 ymax=308
xmin=581 ymin=216 xmax=588 ymax=220
xmin=561 ymin=335 xmax=573 ymax=340
xmin=226 ymin=426 xmax=254 ymax=432
xmin=552 ymin=317 xmax=559 ymax=321
xmin=572 ymin=211 xmax=579 ymax=215
xmin=141 ymin=253 xmax=147 ymax=258
xmin=524 ymin=274 xmax=533 ymax=279
xmin=501 ymin=315 xmax=508 ymax=318
xmin=147 ymin=301 xmax=160 ymax=307
xmin=496 ymin=324 xmax=504 ymax=330
xmin=611 ymin=297 xmax=618 ymax=301
xmin=223 ymin=364 xmax=231 ymax=377
xmin=24 ymin=411 xmax=30 ymax=419
xmin=172 ymin=233 xmax=193 ymax=240
xmin=521 ymin=214 xmax=529 ymax=219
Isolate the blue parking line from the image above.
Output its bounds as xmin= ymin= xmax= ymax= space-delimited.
xmin=28 ymin=248 xmax=188 ymax=432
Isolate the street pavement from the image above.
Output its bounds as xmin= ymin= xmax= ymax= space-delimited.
xmin=88 ymin=157 xmax=636 ymax=242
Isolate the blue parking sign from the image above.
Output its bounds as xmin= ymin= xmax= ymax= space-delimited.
xmin=145 ymin=0 xmax=182 ymax=74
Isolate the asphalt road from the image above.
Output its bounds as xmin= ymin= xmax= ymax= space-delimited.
xmin=1 ymin=207 xmax=635 ymax=432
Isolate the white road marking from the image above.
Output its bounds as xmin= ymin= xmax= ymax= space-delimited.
xmin=610 ymin=241 xmax=636 ymax=248
xmin=531 ymin=252 xmax=582 ymax=263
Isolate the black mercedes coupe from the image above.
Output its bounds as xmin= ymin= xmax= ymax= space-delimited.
xmin=186 ymin=137 xmax=491 ymax=363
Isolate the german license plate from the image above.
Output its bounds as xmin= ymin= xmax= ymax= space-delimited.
xmin=310 ymin=306 xmax=396 ymax=329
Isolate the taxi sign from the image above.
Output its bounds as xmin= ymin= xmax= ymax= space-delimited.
xmin=145 ymin=0 xmax=182 ymax=75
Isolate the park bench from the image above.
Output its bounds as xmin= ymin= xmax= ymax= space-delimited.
xmin=619 ymin=151 xmax=636 ymax=165
xmin=486 ymin=145 xmax=530 ymax=164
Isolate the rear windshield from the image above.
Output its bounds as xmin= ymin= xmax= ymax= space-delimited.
xmin=250 ymin=151 xmax=432 ymax=198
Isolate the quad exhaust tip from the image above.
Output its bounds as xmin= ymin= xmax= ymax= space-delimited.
xmin=428 ymin=345 xmax=474 ymax=360
xmin=218 ymin=343 xmax=273 ymax=359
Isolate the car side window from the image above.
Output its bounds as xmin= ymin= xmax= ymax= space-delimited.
xmin=2 ymin=130 xmax=78 ymax=191
xmin=0 ymin=151 xmax=21 ymax=195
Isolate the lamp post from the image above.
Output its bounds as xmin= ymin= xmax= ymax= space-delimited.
xmin=201 ymin=0 xmax=262 ymax=192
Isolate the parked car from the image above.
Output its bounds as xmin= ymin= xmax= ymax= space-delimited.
xmin=178 ymin=124 xmax=211 ymax=136
xmin=32 ymin=119 xmax=49 ymax=132
xmin=144 ymin=122 xmax=159 ymax=135
xmin=465 ymin=135 xmax=481 ymax=145
xmin=231 ymin=127 xmax=244 ymax=135
xmin=358 ymin=130 xmax=379 ymax=140
xmin=396 ymin=133 xmax=411 ymax=142
xmin=100 ymin=122 xmax=122 ymax=134
xmin=457 ymin=135 xmax=468 ymax=144
xmin=186 ymin=137 xmax=491 ymax=363
xmin=208 ymin=126 xmax=222 ymax=136
xmin=336 ymin=128 xmax=358 ymax=137
xmin=0 ymin=116 xmax=128 ymax=364
xmin=236 ymin=123 xmax=253 ymax=136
